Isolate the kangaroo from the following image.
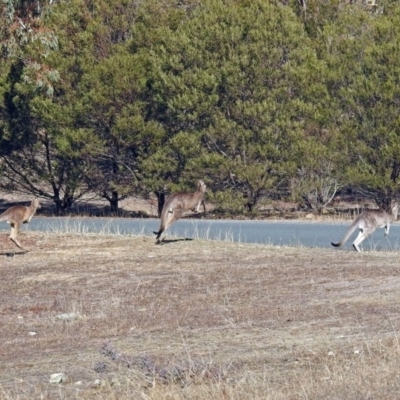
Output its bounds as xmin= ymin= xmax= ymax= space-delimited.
xmin=154 ymin=180 xmax=207 ymax=244
xmin=0 ymin=198 xmax=40 ymax=250
xmin=331 ymin=202 xmax=399 ymax=252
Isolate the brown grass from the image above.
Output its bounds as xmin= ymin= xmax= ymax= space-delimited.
xmin=1 ymin=231 xmax=400 ymax=399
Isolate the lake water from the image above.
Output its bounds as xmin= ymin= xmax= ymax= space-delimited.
xmin=23 ymin=217 xmax=400 ymax=251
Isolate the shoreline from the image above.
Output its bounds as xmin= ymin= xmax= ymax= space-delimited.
xmin=0 ymin=191 xmax=375 ymax=222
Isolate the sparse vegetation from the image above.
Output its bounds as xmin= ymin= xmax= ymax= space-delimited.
xmin=1 ymin=232 xmax=400 ymax=399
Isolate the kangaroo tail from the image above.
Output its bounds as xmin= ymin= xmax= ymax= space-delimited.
xmin=331 ymin=221 xmax=358 ymax=248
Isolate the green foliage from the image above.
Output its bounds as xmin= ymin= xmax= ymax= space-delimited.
xmin=76 ymin=47 xmax=166 ymax=208
xmin=0 ymin=0 xmax=59 ymax=95
xmin=0 ymin=0 xmax=102 ymax=212
xmin=144 ymin=0 xmax=329 ymax=211
xmin=315 ymin=4 xmax=400 ymax=207
xmin=2 ymin=0 xmax=400 ymax=213
xmin=0 ymin=64 xmax=102 ymax=212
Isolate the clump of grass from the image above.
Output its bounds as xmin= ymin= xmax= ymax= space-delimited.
xmin=99 ymin=341 xmax=229 ymax=388
xmin=35 ymin=217 xmax=148 ymax=237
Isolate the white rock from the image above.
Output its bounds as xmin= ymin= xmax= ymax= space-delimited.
xmin=111 ymin=377 xmax=120 ymax=386
xmin=56 ymin=312 xmax=80 ymax=320
xmin=49 ymin=373 xmax=67 ymax=384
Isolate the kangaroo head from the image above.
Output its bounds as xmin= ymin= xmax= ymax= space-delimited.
xmin=197 ymin=180 xmax=206 ymax=193
xmin=32 ymin=198 xmax=41 ymax=209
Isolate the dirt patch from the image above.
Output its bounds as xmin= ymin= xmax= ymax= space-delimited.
xmin=1 ymin=231 xmax=400 ymax=398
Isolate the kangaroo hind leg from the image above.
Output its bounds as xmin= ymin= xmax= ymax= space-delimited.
xmin=352 ymin=228 xmax=373 ymax=252
xmin=9 ymin=222 xmax=24 ymax=250
xmin=155 ymin=210 xmax=176 ymax=244
xmin=156 ymin=208 xmax=185 ymax=244
xmin=164 ymin=208 xmax=184 ymax=231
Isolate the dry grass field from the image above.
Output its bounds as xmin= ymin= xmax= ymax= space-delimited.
xmin=1 ymin=229 xmax=400 ymax=399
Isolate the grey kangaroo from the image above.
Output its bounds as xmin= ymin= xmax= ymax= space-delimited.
xmin=331 ymin=202 xmax=398 ymax=252
xmin=154 ymin=180 xmax=206 ymax=244
xmin=0 ymin=198 xmax=40 ymax=250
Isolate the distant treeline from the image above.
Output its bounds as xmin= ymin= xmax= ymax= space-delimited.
xmin=1 ymin=0 xmax=399 ymax=214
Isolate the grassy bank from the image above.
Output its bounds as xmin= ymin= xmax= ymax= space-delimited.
xmin=1 ymin=231 xmax=400 ymax=399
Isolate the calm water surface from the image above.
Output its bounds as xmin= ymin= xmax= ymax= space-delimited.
xmin=25 ymin=217 xmax=400 ymax=251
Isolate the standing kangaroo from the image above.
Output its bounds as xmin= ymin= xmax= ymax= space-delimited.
xmin=0 ymin=198 xmax=40 ymax=250
xmin=154 ymin=180 xmax=207 ymax=244
xmin=331 ymin=202 xmax=398 ymax=252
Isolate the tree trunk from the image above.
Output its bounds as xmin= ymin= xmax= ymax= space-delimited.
xmin=109 ymin=191 xmax=119 ymax=213
xmin=53 ymin=187 xmax=62 ymax=215
xmin=155 ymin=191 xmax=165 ymax=217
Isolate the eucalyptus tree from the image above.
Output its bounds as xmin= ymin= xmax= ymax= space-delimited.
xmin=0 ymin=0 xmax=102 ymax=213
xmin=0 ymin=0 xmax=59 ymax=95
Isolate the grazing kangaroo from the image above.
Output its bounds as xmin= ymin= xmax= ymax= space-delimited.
xmin=331 ymin=202 xmax=399 ymax=252
xmin=0 ymin=198 xmax=40 ymax=250
xmin=154 ymin=180 xmax=207 ymax=244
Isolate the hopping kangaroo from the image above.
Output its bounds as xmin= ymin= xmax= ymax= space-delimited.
xmin=154 ymin=180 xmax=207 ymax=244
xmin=0 ymin=198 xmax=40 ymax=250
xmin=331 ymin=202 xmax=399 ymax=252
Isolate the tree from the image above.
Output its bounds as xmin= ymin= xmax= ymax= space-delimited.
xmin=124 ymin=0 xmax=205 ymax=213
xmin=0 ymin=0 xmax=102 ymax=213
xmin=77 ymin=50 xmax=165 ymax=212
xmin=73 ymin=0 xmax=194 ymax=212
xmin=0 ymin=61 xmax=101 ymax=213
xmin=145 ymin=0 xmax=329 ymax=212
xmin=316 ymin=4 xmax=400 ymax=209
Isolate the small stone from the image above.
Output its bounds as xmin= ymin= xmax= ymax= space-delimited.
xmin=49 ymin=373 xmax=67 ymax=384
xmin=111 ymin=377 xmax=120 ymax=386
xmin=93 ymin=379 xmax=107 ymax=387
xmin=56 ymin=312 xmax=80 ymax=320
